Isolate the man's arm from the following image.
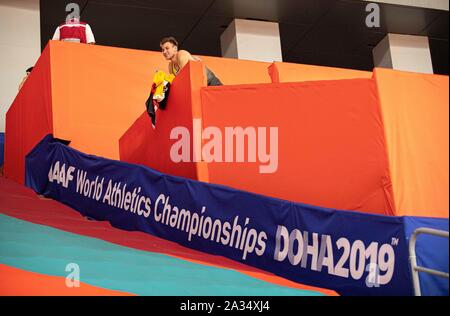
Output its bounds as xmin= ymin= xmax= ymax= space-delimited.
xmin=85 ymin=24 xmax=96 ymax=44
xmin=177 ymin=50 xmax=196 ymax=69
xmin=52 ymin=27 xmax=60 ymax=40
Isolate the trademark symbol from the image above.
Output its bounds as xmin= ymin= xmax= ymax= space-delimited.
xmin=391 ymin=238 xmax=399 ymax=246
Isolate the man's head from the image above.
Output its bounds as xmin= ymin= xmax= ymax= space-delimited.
xmin=160 ymin=37 xmax=178 ymax=61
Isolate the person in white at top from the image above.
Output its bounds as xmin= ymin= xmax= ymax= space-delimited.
xmin=52 ymin=16 xmax=95 ymax=44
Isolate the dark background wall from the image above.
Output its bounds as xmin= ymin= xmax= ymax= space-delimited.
xmin=40 ymin=0 xmax=449 ymax=74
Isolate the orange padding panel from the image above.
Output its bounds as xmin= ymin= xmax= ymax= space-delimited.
xmin=374 ymin=68 xmax=449 ymax=218
xmin=5 ymin=41 xmax=273 ymax=184
xmin=200 ymin=55 xmax=271 ymax=85
xmin=120 ymin=62 xmax=205 ymax=180
xmin=4 ymin=45 xmax=53 ymax=184
xmin=50 ymin=41 xmax=170 ymax=160
xmin=269 ymin=61 xmax=372 ymax=83
xmin=200 ymin=79 xmax=395 ymax=215
xmin=0 ymin=264 xmax=134 ymax=296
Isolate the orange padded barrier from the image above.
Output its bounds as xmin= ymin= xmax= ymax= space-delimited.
xmin=374 ymin=68 xmax=449 ymax=218
xmin=4 ymin=45 xmax=53 ymax=184
xmin=5 ymin=41 xmax=168 ymax=184
xmin=199 ymin=79 xmax=395 ymax=215
xmin=7 ymin=42 xmax=448 ymax=218
xmin=200 ymin=55 xmax=271 ymax=85
xmin=120 ymin=61 xmax=205 ymax=180
xmin=269 ymin=61 xmax=372 ymax=83
xmin=49 ymin=41 xmax=169 ymax=159
xmin=120 ymin=76 xmax=395 ymax=215
xmin=5 ymin=41 xmax=272 ymax=184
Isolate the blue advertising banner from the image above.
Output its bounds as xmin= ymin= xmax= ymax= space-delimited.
xmin=26 ymin=135 xmax=415 ymax=296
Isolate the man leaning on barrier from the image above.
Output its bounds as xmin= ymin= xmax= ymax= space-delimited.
xmin=160 ymin=36 xmax=223 ymax=86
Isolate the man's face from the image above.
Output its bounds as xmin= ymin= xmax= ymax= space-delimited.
xmin=161 ymin=42 xmax=177 ymax=60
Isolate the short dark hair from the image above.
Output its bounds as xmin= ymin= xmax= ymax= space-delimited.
xmin=160 ymin=36 xmax=178 ymax=47
xmin=26 ymin=67 xmax=34 ymax=73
